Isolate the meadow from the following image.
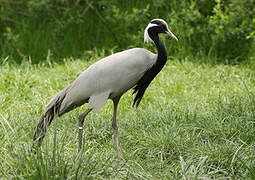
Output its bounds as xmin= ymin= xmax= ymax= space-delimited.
xmin=0 ymin=1 xmax=254 ymax=179
xmin=0 ymin=53 xmax=255 ymax=179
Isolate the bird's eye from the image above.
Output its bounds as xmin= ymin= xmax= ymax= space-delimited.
xmin=161 ymin=24 xmax=168 ymax=30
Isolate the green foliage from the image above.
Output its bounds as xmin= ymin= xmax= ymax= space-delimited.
xmin=168 ymin=0 xmax=254 ymax=61
xmin=0 ymin=56 xmax=255 ymax=178
xmin=0 ymin=0 xmax=254 ymax=63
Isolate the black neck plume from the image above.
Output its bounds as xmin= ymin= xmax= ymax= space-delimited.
xmin=133 ymin=32 xmax=167 ymax=107
xmin=152 ymin=34 xmax=167 ymax=62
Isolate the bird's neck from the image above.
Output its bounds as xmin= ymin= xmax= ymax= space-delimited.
xmin=132 ymin=32 xmax=167 ymax=107
xmin=151 ymin=35 xmax=167 ymax=62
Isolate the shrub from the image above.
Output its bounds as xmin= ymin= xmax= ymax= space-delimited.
xmin=0 ymin=0 xmax=254 ymax=63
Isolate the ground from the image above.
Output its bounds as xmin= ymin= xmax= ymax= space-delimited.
xmin=0 ymin=57 xmax=255 ymax=179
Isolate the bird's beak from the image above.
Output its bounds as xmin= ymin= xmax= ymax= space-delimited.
xmin=165 ymin=30 xmax=178 ymax=41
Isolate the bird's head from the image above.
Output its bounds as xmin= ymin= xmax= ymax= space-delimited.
xmin=144 ymin=19 xmax=178 ymax=43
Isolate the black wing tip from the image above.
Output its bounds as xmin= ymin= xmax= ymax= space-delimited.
xmin=132 ymin=85 xmax=145 ymax=108
xmin=132 ymin=96 xmax=142 ymax=108
xmin=132 ymin=101 xmax=138 ymax=108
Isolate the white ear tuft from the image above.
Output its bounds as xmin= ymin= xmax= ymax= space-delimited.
xmin=144 ymin=23 xmax=157 ymax=43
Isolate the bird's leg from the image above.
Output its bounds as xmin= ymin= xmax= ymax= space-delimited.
xmin=78 ymin=108 xmax=92 ymax=152
xmin=112 ymin=96 xmax=122 ymax=158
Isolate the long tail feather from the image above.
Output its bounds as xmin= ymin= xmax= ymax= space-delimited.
xmin=33 ymin=89 xmax=67 ymax=145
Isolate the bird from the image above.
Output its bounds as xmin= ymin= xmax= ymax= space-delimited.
xmin=33 ymin=18 xmax=178 ymax=156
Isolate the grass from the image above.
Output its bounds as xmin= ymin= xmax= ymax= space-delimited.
xmin=0 ymin=54 xmax=255 ymax=179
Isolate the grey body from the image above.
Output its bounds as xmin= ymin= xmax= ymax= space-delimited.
xmin=33 ymin=19 xmax=177 ymax=156
xmin=47 ymin=48 xmax=156 ymax=115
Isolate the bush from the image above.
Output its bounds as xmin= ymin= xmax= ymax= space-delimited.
xmin=0 ymin=0 xmax=254 ymax=63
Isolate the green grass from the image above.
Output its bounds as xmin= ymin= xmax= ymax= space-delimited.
xmin=0 ymin=55 xmax=255 ymax=179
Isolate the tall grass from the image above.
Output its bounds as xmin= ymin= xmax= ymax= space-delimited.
xmin=0 ymin=54 xmax=255 ymax=179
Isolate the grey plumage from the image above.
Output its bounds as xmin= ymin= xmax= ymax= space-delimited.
xmin=33 ymin=19 xmax=178 ymax=155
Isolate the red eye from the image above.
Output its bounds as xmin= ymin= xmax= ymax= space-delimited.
xmin=160 ymin=24 xmax=166 ymax=30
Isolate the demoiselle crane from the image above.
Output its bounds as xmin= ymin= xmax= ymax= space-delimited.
xmin=33 ymin=19 xmax=178 ymax=156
